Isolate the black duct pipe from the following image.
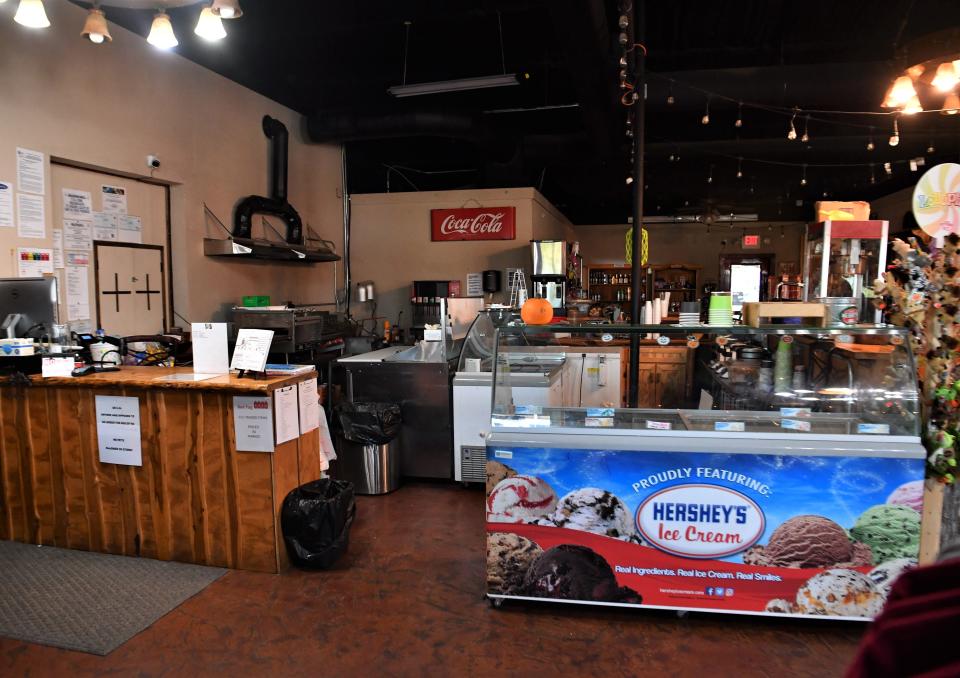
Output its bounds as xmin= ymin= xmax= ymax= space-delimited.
xmin=233 ymin=115 xmax=303 ymax=243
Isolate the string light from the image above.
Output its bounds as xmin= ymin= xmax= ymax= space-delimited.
xmin=736 ymin=156 xmax=743 ymax=179
xmin=866 ymin=131 xmax=875 ymax=151
xmin=800 ymin=164 xmax=807 ymax=186
xmin=666 ymin=80 xmax=675 ymax=105
xmin=800 ymin=115 xmax=810 ymax=143
xmin=888 ymin=117 xmax=900 ymax=146
xmin=734 ymin=102 xmax=743 ymax=128
xmin=927 ymin=141 xmax=936 ymax=154
xmin=884 ymin=161 xmax=893 ymax=176
xmin=618 ymin=14 xmax=629 ymax=29
xmin=626 ymin=176 xmax=634 ymax=185
xmin=706 ymin=164 xmax=714 ymax=184
xmin=748 ymin=177 xmax=755 ymax=195
xmin=869 ymin=164 xmax=876 ymax=185
xmin=701 ymin=97 xmax=710 ymax=125
xmin=787 ymin=109 xmax=798 ymax=140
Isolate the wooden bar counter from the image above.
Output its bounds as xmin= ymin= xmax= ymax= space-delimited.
xmin=0 ymin=367 xmax=322 ymax=573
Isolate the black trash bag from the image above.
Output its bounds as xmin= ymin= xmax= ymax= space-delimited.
xmin=336 ymin=401 xmax=401 ymax=445
xmin=281 ymin=478 xmax=356 ymax=569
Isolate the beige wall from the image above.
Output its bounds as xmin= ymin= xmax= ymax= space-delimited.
xmin=0 ymin=1 xmax=343 ymax=325
xmin=870 ymin=186 xmax=914 ymax=231
xmin=350 ymin=188 xmax=573 ymax=326
xmin=573 ymin=222 xmax=806 ymax=287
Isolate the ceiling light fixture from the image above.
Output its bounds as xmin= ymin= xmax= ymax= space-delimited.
xmin=147 ymin=10 xmax=178 ymax=50
xmin=884 ymin=162 xmax=893 ymax=176
xmin=734 ymin=101 xmax=743 ymax=128
xmin=666 ymin=81 xmax=675 ymax=105
xmin=882 ymin=75 xmax=918 ymax=109
xmin=706 ymin=164 xmax=714 ymax=184
xmin=800 ymin=165 xmax=807 ymax=186
xmin=787 ymin=110 xmax=798 ymax=140
xmin=701 ymin=98 xmax=710 ymax=125
xmin=927 ymin=142 xmax=936 ymax=153
xmin=800 ymin=115 xmax=810 ymax=143
xmin=81 ymin=7 xmax=111 ymax=43
xmin=388 ymin=74 xmax=519 ymax=97
xmin=902 ymin=95 xmax=923 ymax=115
xmin=889 ymin=117 xmax=900 ymax=146
xmin=626 ymin=176 xmax=634 ymax=185
xmin=736 ymin=156 xmax=743 ymax=179
xmin=195 ymin=6 xmax=227 ymax=41
xmin=14 ymin=0 xmax=50 ymax=29
xmin=211 ymin=0 xmax=242 ymax=19
xmin=866 ymin=132 xmax=875 ymax=151
xmin=869 ymin=164 xmax=876 ymax=185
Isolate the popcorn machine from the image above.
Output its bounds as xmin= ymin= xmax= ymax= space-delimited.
xmin=803 ymin=220 xmax=889 ymax=323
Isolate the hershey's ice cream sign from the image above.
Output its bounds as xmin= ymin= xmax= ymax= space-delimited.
xmin=430 ymin=206 xmax=516 ymax=241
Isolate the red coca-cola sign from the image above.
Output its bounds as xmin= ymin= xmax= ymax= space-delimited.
xmin=431 ymin=207 xmax=516 ymax=241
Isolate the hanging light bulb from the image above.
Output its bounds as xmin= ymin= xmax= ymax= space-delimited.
xmin=619 ymin=55 xmax=627 ymax=67
xmin=942 ymin=92 xmax=960 ymax=115
xmin=666 ymin=80 xmax=675 ymax=105
xmin=932 ymin=61 xmax=959 ymax=92
xmin=81 ymin=7 xmax=111 ymax=43
xmin=147 ymin=11 xmax=178 ymax=49
xmin=195 ymin=6 xmax=227 ymax=41
xmin=882 ymin=75 xmax=917 ymax=108
xmin=787 ymin=110 xmax=798 ymax=140
xmin=869 ymin=164 xmax=876 ymax=185
xmin=736 ymin=156 xmax=743 ymax=179
xmin=888 ymin=117 xmax=900 ymax=146
xmin=800 ymin=165 xmax=807 ymax=186
xmin=748 ymin=177 xmax=755 ymax=195
xmin=14 ymin=0 xmax=50 ymax=29
xmin=884 ymin=162 xmax=893 ymax=176
xmin=701 ymin=98 xmax=710 ymax=125
xmin=927 ymin=142 xmax=936 ymax=154
xmin=211 ymin=0 xmax=242 ymax=19
xmin=800 ymin=115 xmax=810 ymax=143
xmin=626 ymin=176 xmax=634 ymax=185
xmin=902 ymin=95 xmax=923 ymax=115
xmin=618 ymin=14 xmax=629 ymax=29
xmin=706 ymin=165 xmax=714 ymax=184
xmin=734 ymin=102 xmax=743 ymax=128
xmin=866 ymin=133 xmax=875 ymax=151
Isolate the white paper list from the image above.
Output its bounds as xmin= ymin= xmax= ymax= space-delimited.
xmin=274 ymin=385 xmax=300 ymax=445
xmin=0 ymin=180 xmax=13 ymax=228
xmin=52 ymin=228 xmax=64 ymax=268
xmin=298 ymin=378 xmax=321 ymax=434
xmin=66 ymin=265 xmax=90 ymax=321
xmin=16 ymin=148 xmax=45 ymax=195
xmin=233 ymin=396 xmax=274 ymax=452
xmin=191 ymin=322 xmax=229 ymax=374
xmin=63 ymin=219 xmax=92 ymax=251
xmin=62 ymin=188 xmax=92 ymax=220
xmin=95 ymin=395 xmax=143 ymax=466
xmin=16 ymin=192 xmax=45 ymax=238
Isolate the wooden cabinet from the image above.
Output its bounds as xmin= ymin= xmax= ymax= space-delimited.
xmin=620 ymin=345 xmax=694 ymax=408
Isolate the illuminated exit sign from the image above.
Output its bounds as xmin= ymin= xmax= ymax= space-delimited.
xmin=742 ymin=234 xmax=760 ymax=249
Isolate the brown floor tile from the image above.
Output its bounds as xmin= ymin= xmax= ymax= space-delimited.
xmin=0 ymin=482 xmax=864 ymax=677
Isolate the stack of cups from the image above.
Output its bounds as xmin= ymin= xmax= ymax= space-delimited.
xmin=708 ymin=292 xmax=734 ymax=326
xmin=678 ymin=301 xmax=701 ymax=325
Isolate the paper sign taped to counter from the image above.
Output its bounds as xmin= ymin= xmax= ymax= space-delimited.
xmin=297 ymin=377 xmax=321 ymax=433
xmin=95 ymin=395 xmax=142 ymax=466
xmin=318 ymin=405 xmax=336 ymax=462
xmin=274 ymin=385 xmax=300 ymax=445
xmin=233 ymin=396 xmax=274 ymax=452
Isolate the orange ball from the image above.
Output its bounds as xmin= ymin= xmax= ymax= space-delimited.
xmin=521 ymin=298 xmax=554 ymax=325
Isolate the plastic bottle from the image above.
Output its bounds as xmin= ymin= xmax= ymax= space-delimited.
xmin=774 ymin=339 xmax=793 ymax=391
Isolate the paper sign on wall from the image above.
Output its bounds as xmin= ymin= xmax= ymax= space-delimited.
xmin=92 ymin=212 xmax=118 ymax=241
xmin=62 ymin=188 xmax=92 ymax=220
xmin=63 ymin=219 xmax=92 ymax=251
xmin=16 ymin=192 xmax=45 ymax=238
xmin=101 ymin=184 xmax=127 ymax=214
xmin=297 ymin=377 xmax=320 ymax=433
xmin=52 ymin=228 xmax=64 ymax=268
xmin=233 ymin=396 xmax=274 ymax=452
xmin=0 ymin=181 xmax=13 ymax=228
xmin=231 ymin=329 xmax=273 ymax=373
xmin=118 ymin=215 xmax=142 ymax=243
xmin=66 ymin=264 xmax=90 ymax=321
xmin=191 ymin=322 xmax=229 ymax=374
xmin=274 ymin=385 xmax=300 ymax=445
xmin=16 ymin=148 xmax=44 ymax=195
xmin=95 ymin=395 xmax=142 ymax=466
xmin=17 ymin=248 xmax=53 ymax=277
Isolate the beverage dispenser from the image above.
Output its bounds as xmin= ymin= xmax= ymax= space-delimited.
xmin=530 ymin=240 xmax=567 ymax=317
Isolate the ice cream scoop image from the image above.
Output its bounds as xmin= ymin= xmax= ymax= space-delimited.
xmin=486 ymin=460 xmax=517 ymax=496
xmin=764 ymin=598 xmax=797 ymax=614
xmin=539 ymin=488 xmax=635 ymax=539
xmin=487 ymin=532 xmax=543 ymax=595
xmin=743 ymin=515 xmax=873 ymax=568
xmin=849 ymin=505 xmax=921 ymax=564
xmin=886 ymin=480 xmax=924 ymax=514
xmin=795 ymin=568 xmax=884 ymax=617
xmin=486 ymin=475 xmax=558 ymax=523
xmin=868 ymin=557 xmax=917 ymax=597
xmin=523 ymin=544 xmax=641 ymax=603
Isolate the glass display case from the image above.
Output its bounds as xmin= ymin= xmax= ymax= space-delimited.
xmin=802 ymin=220 xmax=889 ymax=322
xmin=484 ymin=323 xmax=925 ymax=621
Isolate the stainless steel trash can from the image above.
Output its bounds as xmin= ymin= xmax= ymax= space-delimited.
xmin=336 ymin=435 xmax=401 ymax=495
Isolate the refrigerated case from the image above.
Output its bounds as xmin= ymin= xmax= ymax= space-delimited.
xmin=485 ymin=323 xmax=925 ymax=620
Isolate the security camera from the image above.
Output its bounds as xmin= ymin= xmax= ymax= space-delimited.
xmin=146 ymin=155 xmax=160 ymax=169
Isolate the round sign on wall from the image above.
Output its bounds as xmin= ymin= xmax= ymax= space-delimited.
xmin=913 ymin=162 xmax=960 ymax=238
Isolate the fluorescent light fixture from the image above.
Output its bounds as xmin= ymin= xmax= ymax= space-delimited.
xmin=211 ymin=0 xmax=242 ymax=19
xmin=14 ymin=0 xmax=50 ymax=29
xmin=147 ymin=11 xmax=178 ymax=50
xmin=194 ymin=7 xmax=226 ymax=41
xmin=82 ymin=8 xmax=112 ymax=44
xmin=388 ymin=74 xmax=519 ymax=98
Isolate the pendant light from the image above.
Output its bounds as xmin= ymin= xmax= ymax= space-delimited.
xmin=901 ymin=95 xmax=923 ymax=115
xmin=14 ymin=0 xmax=50 ymax=29
xmin=882 ymin=75 xmax=917 ymax=109
xmin=888 ymin=118 xmax=900 ymax=147
xmin=932 ymin=62 xmax=959 ymax=92
xmin=942 ymin=92 xmax=960 ymax=115
xmin=194 ymin=6 xmax=226 ymax=41
xmin=81 ymin=7 xmax=112 ymax=44
xmin=211 ymin=0 xmax=242 ymax=19
xmin=147 ymin=11 xmax=178 ymax=50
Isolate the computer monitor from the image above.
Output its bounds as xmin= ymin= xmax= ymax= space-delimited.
xmin=0 ymin=277 xmax=59 ymax=338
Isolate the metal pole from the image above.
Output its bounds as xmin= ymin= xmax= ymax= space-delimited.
xmin=628 ymin=0 xmax=645 ymax=408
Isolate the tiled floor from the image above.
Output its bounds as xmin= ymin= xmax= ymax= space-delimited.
xmin=0 ymin=482 xmax=864 ymax=677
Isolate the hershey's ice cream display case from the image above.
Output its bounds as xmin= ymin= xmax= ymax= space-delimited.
xmin=485 ymin=323 xmax=925 ymax=620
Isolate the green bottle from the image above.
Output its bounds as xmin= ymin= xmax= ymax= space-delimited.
xmin=774 ymin=338 xmax=793 ymax=391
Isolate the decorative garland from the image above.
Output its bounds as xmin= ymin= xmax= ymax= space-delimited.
xmin=875 ymin=235 xmax=960 ymax=483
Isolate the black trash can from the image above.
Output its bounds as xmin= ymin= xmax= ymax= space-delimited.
xmin=281 ymin=478 xmax=356 ymax=568
xmin=335 ymin=402 xmax=402 ymax=495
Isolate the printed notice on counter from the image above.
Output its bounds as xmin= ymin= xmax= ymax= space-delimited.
xmin=95 ymin=395 xmax=142 ymax=466
xmin=0 ymin=180 xmax=13 ymax=228
xmin=297 ymin=377 xmax=320 ymax=433
xmin=101 ymin=184 xmax=127 ymax=214
xmin=62 ymin=188 xmax=92 ymax=220
xmin=63 ymin=219 xmax=92 ymax=251
xmin=231 ymin=328 xmax=274 ymax=373
xmin=118 ymin=215 xmax=142 ymax=243
xmin=66 ymin=264 xmax=90 ymax=321
xmin=191 ymin=322 xmax=229 ymax=374
xmin=16 ymin=192 xmax=45 ymax=238
xmin=16 ymin=148 xmax=44 ymax=195
xmin=274 ymin=385 xmax=300 ymax=445
xmin=42 ymin=356 xmax=74 ymax=378
xmin=52 ymin=228 xmax=64 ymax=268
xmin=17 ymin=248 xmax=53 ymax=277
xmin=233 ymin=396 xmax=274 ymax=452
xmin=92 ymin=212 xmax=118 ymax=241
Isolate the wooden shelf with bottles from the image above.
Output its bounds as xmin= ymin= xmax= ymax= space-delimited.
xmin=652 ymin=263 xmax=701 ymax=301
xmin=586 ymin=264 xmax=636 ymax=305
xmin=587 ymin=263 xmax=701 ymax=306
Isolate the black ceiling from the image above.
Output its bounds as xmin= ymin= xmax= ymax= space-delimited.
xmin=77 ymin=0 xmax=960 ymax=224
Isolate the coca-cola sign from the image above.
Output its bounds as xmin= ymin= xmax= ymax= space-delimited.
xmin=431 ymin=207 xmax=516 ymax=241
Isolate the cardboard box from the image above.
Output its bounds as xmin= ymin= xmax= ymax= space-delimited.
xmin=815 ymin=201 xmax=870 ymax=222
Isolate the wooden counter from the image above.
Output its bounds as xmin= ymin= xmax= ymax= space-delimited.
xmin=0 ymin=367 xmax=322 ymax=573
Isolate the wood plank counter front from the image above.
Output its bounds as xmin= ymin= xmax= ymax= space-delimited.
xmin=0 ymin=367 xmax=322 ymax=573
